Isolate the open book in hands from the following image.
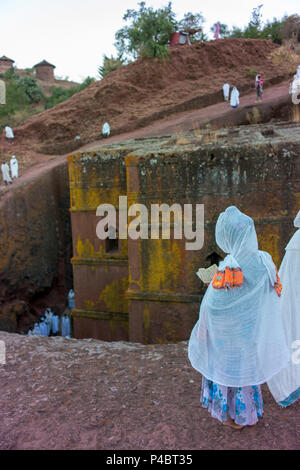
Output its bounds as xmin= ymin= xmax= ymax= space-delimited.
xmin=196 ymin=264 xmax=218 ymax=285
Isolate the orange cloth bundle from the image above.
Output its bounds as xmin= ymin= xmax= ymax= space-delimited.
xmin=274 ymin=268 xmax=282 ymax=297
xmin=212 ymin=267 xmax=243 ymax=290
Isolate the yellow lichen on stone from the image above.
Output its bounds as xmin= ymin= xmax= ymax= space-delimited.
xmin=70 ymin=162 xmax=125 ymax=210
xmin=257 ymin=230 xmax=280 ymax=267
xmin=143 ymin=307 xmax=151 ymax=343
xmin=76 ymin=236 xmax=105 ymax=259
xmin=85 ymin=300 xmax=95 ymax=311
xmin=98 ymin=277 xmax=129 ymax=314
xmin=142 ymin=239 xmax=182 ymax=292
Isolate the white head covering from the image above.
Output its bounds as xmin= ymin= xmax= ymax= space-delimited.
xmin=222 ymin=83 xmax=230 ymax=99
xmin=230 ymin=87 xmax=239 ymax=107
xmin=283 ymin=210 xmax=300 ymax=251
xmin=294 ymin=210 xmax=300 ymax=228
xmin=188 ymin=206 xmax=289 ymax=387
xmin=267 ymin=210 xmax=300 ymax=406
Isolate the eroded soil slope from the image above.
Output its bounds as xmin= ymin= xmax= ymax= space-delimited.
xmin=15 ymin=39 xmax=289 ymax=154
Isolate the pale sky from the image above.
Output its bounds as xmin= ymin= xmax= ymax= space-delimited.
xmin=0 ymin=0 xmax=299 ymax=82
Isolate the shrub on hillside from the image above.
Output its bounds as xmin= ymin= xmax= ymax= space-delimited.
xmin=270 ymin=45 xmax=299 ymax=74
xmin=17 ymin=76 xmax=44 ymax=103
xmin=45 ymin=76 xmax=95 ymax=109
xmin=98 ymin=54 xmax=125 ymax=79
xmin=0 ymin=69 xmax=30 ymax=127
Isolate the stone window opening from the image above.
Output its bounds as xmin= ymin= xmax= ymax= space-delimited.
xmin=105 ymin=226 xmax=119 ymax=253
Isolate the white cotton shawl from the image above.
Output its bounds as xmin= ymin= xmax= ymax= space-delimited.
xmin=102 ymin=122 xmax=110 ymax=135
xmin=1 ymin=163 xmax=12 ymax=182
xmin=230 ymin=87 xmax=239 ymax=107
xmin=223 ymin=83 xmax=230 ymax=99
xmin=267 ymin=210 xmax=300 ymax=406
xmin=10 ymin=156 xmax=18 ymax=178
xmin=188 ymin=206 xmax=289 ymax=387
xmin=5 ymin=126 xmax=14 ymax=139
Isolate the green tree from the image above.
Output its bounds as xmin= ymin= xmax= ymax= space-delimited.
xmin=178 ymin=12 xmax=206 ymax=42
xmin=261 ymin=17 xmax=283 ymax=44
xmin=228 ymin=25 xmax=245 ymax=38
xmin=17 ymin=76 xmax=44 ymax=103
xmin=115 ymin=1 xmax=177 ymax=59
xmin=78 ymin=76 xmax=95 ymax=90
xmin=98 ymin=54 xmax=125 ymax=79
xmin=0 ymin=69 xmax=30 ymax=126
xmin=243 ymin=4 xmax=264 ymax=38
xmin=45 ymin=76 xmax=95 ymax=109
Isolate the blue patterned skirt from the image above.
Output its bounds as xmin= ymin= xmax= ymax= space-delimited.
xmin=201 ymin=376 xmax=264 ymax=426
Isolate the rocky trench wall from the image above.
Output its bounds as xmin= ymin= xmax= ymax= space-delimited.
xmin=0 ymin=161 xmax=73 ymax=332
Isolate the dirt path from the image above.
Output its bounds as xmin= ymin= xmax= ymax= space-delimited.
xmin=0 ymin=80 xmax=291 ymax=204
xmin=79 ymin=80 xmax=291 ymax=148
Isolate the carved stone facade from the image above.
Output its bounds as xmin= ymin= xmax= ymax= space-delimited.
xmin=68 ymin=122 xmax=300 ymax=343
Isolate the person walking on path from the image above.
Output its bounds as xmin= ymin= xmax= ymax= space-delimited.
xmin=255 ymin=75 xmax=263 ymax=102
xmin=222 ymin=83 xmax=230 ymax=102
xmin=1 ymin=161 xmax=12 ymax=185
xmin=230 ymin=86 xmax=239 ymax=108
xmin=4 ymin=125 xmax=14 ymax=143
xmin=102 ymin=122 xmax=110 ymax=138
xmin=10 ymin=155 xmax=18 ymax=179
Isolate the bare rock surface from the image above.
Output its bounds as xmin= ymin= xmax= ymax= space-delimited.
xmin=0 ymin=331 xmax=299 ymax=450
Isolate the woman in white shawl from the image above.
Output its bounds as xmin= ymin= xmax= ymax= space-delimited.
xmin=230 ymin=86 xmax=239 ymax=108
xmin=222 ymin=83 xmax=230 ymax=101
xmin=188 ymin=206 xmax=289 ymax=429
xmin=1 ymin=161 xmax=12 ymax=185
xmin=267 ymin=211 xmax=300 ymax=407
xmin=10 ymin=155 xmax=18 ymax=179
xmin=102 ymin=122 xmax=110 ymax=138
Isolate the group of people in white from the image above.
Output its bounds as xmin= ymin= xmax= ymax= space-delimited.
xmin=222 ymin=83 xmax=240 ymax=108
xmin=223 ymin=63 xmax=300 ymax=111
xmin=1 ymin=125 xmax=18 ymax=186
xmin=28 ymin=309 xmax=72 ymax=338
xmin=1 ymin=155 xmax=18 ymax=186
xmin=27 ymin=290 xmax=75 ymax=338
xmin=222 ymin=74 xmax=264 ymax=109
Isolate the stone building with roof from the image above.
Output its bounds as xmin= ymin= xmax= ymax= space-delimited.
xmin=0 ymin=55 xmax=15 ymax=74
xmin=34 ymin=60 xmax=56 ymax=81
